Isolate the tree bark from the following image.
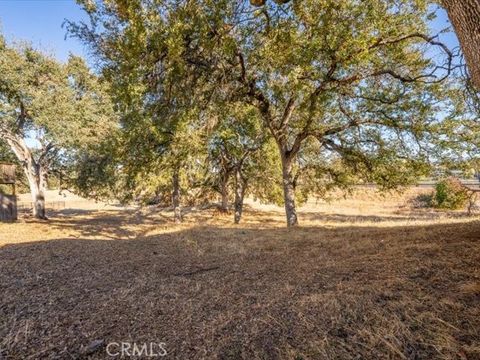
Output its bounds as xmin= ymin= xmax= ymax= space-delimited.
xmin=234 ymin=167 xmax=247 ymax=224
xmin=26 ymin=166 xmax=47 ymax=220
xmin=280 ymin=153 xmax=298 ymax=227
xmin=442 ymin=0 xmax=480 ymax=88
xmin=172 ymin=168 xmax=182 ymax=223
xmin=220 ymin=175 xmax=229 ymax=212
xmin=4 ymin=133 xmax=48 ymax=220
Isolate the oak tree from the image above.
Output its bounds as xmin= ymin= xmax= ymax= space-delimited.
xmin=215 ymin=0 xmax=451 ymax=225
xmin=0 ymin=37 xmax=114 ymax=218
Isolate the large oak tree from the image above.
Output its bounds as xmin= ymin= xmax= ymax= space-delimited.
xmin=70 ymin=0 xmax=452 ymax=227
xmin=213 ymin=0 xmax=451 ymax=226
xmin=0 ymin=36 xmax=114 ymax=219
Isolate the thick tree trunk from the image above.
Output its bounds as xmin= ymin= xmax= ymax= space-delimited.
xmin=442 ymin=0 xmax=480 ymax=88
xmin=234 ymin=168 xmax=247 ymax=224
xmin=26 ymin=166 xmax=48 ymax=220
xmin=19 ymin=163 xmax=48 ymax=220
xmin=281 ymin=154 xmax=298 ymax=227
xmin=172 ymin=169 xmax=182 ymax=223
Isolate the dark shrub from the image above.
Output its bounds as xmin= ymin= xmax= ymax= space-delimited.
xmin=409 ymin=192 xmax=434 ymax=208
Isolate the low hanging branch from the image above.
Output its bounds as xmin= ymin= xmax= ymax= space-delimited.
xmin=461 ymin=183 xmax=480 ymax=215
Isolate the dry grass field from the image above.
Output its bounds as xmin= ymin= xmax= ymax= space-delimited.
xmin=0 ymin=188 xmax=479 ymax=359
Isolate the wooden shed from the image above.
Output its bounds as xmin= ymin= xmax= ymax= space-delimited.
xmin=0 ymin=163 xmax=17 ymax=221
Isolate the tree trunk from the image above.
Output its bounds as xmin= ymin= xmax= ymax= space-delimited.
xmin=4 ymin=134 xmax=48 ymax=220
xmin=281 ymin=154 xmax=298 ymax=227
xmin=442 ymin=0 xmax=480 ymax=88
xmin=21 ymin=158 xmax=48 ymax=220
xmin=172 ymin=168 xmax=182 ymax=223
xmin=234 ymin=168 xmax=247 ymax=224
xmin=25 ymin=165 xmax=48 ymax=220
xmin=220 ymin=177 xmax=229 ymax=212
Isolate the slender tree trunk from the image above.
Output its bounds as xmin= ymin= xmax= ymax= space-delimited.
xmin=442 ymin=0 xmax=480 ymax=88
xmin=172 ymin=168 xmax=182 ymax=223
xmin=234 ymin=167 xmax=247 ymax=224
xmin=280 ymin=153 xmax=298 ymax=227
xmin=220 ymin=176 xmax=229 ymax=212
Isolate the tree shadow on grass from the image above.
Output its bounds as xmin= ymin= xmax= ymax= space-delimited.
xmin=43 ymin=208 xmax=170 ymax=240
xmin=17 ymin=203 xmax=480 ymax=242
xmin=0 ymin=220 xmax=479 ymax=359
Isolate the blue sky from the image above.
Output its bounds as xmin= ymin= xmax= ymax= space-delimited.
xmin=0 ymin=0 xmax=89 ymax=62
xmin=0 ymin=0 xmax=460 ymax=64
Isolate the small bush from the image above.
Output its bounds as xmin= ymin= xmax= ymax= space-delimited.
xmin=409 ymin=192 xmax=434 ymax=208
xmin=433 ymin=177 xmax=469 ymax=210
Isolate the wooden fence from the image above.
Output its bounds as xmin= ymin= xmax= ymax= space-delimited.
xmin=17 ymin=201 xmax=66 ymax=213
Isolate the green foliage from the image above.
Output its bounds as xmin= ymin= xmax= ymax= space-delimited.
xmin=431 ymin=81 xmax=480 ymax=176
xmin=66 ymin=0 xmax=220 ymax=205
xmin=0 ymin=33 xmax=116 ymax=193
xmin=66 ymin=0 xmax=459 ymax=225
xmin=70 ymin=138 xmax=123 ymax=201
xmin=0 ymin=140 xmax=14 ymax=162
xmin=433 ymin=177 xmax=469 ymax=210
xmin=0 ymin=40 xmax=112 ymax=144
xmin=205 ymin=102 xmax=282 ymax=205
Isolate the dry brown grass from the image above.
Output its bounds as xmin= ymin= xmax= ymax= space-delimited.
xmin=0 ymin=188 xmax=479 ymax=359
